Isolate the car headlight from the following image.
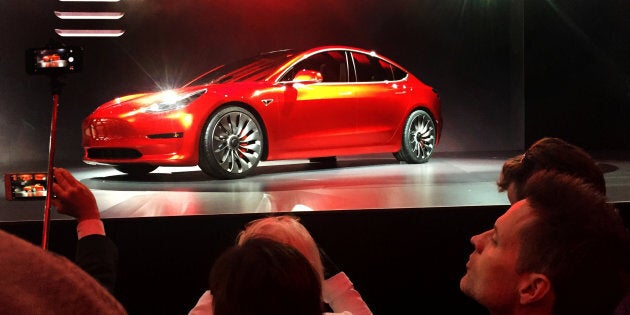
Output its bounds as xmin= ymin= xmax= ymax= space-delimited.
xmin=143 ymin=89 xmax=207 ymax=113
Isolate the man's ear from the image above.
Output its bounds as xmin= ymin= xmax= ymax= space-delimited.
xmin=518 ymin=273 xmax=552 ymax=304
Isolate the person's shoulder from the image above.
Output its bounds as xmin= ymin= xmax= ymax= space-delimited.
xmin=0 ymin=229 xmax=126 ymax=314
xmin=614 ymin=292 xmax=630 ymax=315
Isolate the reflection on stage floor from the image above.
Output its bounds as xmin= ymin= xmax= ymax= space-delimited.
xmin=2 ymin=151 xmax=629 ymax=222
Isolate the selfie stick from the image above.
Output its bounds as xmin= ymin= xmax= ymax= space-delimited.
xmin=42 ymin=75 xmax=62 ymax=250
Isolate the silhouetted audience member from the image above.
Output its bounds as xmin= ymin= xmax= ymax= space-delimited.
xmin=496 ymin=138 xmax=630 ymax=313
xmin=461 ymin=170 xmax=630 ymax=315
xmin=0 ymin=228 xmax=126 ymax=314
xmin=208 ymin=237 xmax=324 ymax=315
xmin=237 ymin=216 xmax=370 ymax=313
xmin=52 ymin=167 xmax=119 ymax=293
xmin=497 ymin=137 xmax=605 ymax=204
xmin=189 ymin=215 xmax=371 ymax=315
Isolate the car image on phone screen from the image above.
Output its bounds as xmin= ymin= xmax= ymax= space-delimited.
xmin=4 ymin=172 xmax=48 ymax=200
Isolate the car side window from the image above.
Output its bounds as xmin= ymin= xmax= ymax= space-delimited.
xmin=351 ymin=52 xmax=404 ymax=82
xmin=282 ymin=51 xmax=349 ymax=83
xmin=392 ymin=65 xmax=407 ymax=81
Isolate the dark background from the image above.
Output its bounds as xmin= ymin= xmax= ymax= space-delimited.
xmin=0 ymin=1 xmax=629 ymax=313
xmin=2 ymin=0 xmax=627 ymax=170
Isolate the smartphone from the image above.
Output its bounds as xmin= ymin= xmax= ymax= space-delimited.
xmin=4 ymin=172 xmax=49 ymax=200
xmin=25 ymin=45 xmax=83 ymax=75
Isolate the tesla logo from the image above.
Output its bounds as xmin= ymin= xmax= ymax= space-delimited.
xmin=54 ymin=0 xmax=125 ymax=37
xmin=261 ymin=99 xmax=274 ymax=106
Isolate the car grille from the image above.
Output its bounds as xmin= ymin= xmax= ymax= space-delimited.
xmin=87 ymin=148 xmax=142 ymax=159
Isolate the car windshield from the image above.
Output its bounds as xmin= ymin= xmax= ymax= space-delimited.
xmin=184 ymin=49 xmax=297 ymax=86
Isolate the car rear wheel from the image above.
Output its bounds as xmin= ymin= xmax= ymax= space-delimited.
xmin=199 ymin=106 xmax=263 ymax=179
xmin=114 ymin=164 xmax=158 ymax=176
xmin=394 ymin=109 xmax=436 ymax=164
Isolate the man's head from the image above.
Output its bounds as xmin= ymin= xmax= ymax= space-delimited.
xmin=497 ymin=137 xmax=605 ymax=204
xmin=462 ymin=170 xmax=629 ymax=315
xmin=236 ymin=215 xmax=324 ymax=279
xmin=209 ymin=238 xmax=323 ymax=315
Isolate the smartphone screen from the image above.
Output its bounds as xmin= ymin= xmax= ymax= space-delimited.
xmin=25 ymin=46 xmax=83 ymax=75
xmin=4 ymin=172 xmax=48 ymax=200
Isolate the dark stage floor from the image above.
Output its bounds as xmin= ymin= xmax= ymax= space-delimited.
xmin=2 ymin=151 xmax=629 ymax=222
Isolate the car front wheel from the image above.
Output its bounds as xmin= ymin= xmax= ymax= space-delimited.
xmin=394 ymin=109 xmax=436 ymax=164
xmin=199 ymin=106 xmax=263 ymax=179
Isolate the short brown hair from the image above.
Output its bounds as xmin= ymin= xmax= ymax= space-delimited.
xmin=516 ymin=170 xmax=629 ymax=315
xmin=497 ymin=137 xmax=605 ymax=201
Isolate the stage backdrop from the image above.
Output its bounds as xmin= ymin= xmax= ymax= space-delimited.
xmin=0 ymin=0 xmax=627 ymax=170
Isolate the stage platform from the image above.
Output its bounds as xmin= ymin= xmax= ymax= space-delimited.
xmin=1 ymin=150 xmax=629 ymax=222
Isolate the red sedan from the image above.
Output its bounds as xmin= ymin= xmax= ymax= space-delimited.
xmin=82 ymin=45 xmax=442 ymax=179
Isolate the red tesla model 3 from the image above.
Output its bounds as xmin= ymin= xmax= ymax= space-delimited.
xmin=82 ymin=45 xmax=442 ymax=179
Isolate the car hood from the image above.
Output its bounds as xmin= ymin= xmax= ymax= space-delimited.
xmin=92 ymin=86 xmax=207 ymax=114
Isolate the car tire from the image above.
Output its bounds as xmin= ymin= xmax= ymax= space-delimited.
xmin=394 ymin=109 xmax=436 ymax=164
xmin=198 ymin=106 xmax=263 ymax=179
xmin=114 ymin=164 xmax=158 ymax=176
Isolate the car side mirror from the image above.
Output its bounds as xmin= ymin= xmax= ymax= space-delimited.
xmin=292 ymin=69 xmax=323 ymax=84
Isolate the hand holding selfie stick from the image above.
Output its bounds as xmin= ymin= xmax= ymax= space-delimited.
xmin=26 ymin=43 xmax=82 ymax=250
